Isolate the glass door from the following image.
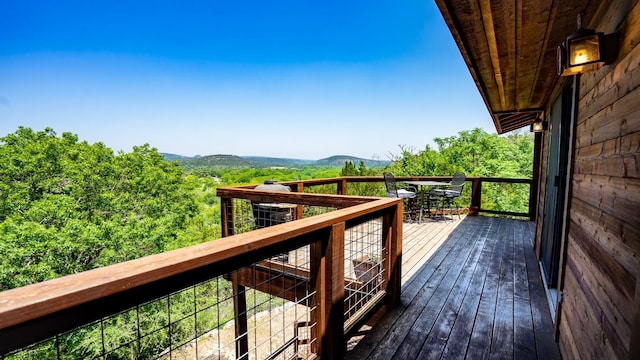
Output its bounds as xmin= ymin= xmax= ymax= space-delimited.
xmin=541 ymin=82 xmax=573 ymax=292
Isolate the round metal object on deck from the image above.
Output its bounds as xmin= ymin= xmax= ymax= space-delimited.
xmin=253 ymin=180 xmax=294 ymax=230
xmin=255 ymin=179 xmax=291 ymax=192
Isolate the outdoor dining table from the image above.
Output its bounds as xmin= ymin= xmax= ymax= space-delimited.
xmin=404 ymin=180 xmax=450 ymax=221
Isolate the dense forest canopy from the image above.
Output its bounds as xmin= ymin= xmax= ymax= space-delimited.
xmin=0 ymin=127 xmax=532 ymax=291
xmin=0 ymin=127 xmax=198 ymax=289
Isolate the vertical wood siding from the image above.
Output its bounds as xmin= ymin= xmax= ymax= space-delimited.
xmin=558 ymin=2 xmax=640 ymax=359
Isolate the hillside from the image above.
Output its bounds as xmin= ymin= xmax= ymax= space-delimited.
xmin=162 ymin=153 xmax=201 ymax=161
xmin=162 ymin=153 xmax=389 ymax=168
xmin=314 ymin=155 xmax=388 ymax=168
xmin=241 ymin=156 xmax=315 ymax=167
xmin=165 ymin=154 xmax=254 ymax=168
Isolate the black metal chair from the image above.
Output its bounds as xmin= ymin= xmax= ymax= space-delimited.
xmin=383 ymin=172 xmax=418 ymax=221
xmin=430 ymin=172 xmax=465 ymax=219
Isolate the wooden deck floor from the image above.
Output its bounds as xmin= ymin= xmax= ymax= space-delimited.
xmin=345 ymin=216 xmax=561 ymax=360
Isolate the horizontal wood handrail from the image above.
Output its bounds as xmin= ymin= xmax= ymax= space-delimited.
xmin=216 ymin=187 xmax=377 ymax=208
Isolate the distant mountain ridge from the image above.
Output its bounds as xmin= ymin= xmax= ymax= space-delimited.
xmin=162 ymin=153 xmax=389 ymax=168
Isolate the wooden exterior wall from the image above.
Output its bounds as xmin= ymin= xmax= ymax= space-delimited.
xmin=534 ymin=2 xmax=640 ymax=359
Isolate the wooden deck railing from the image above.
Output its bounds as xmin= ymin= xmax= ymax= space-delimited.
xmin=0 ymin=191 xmax=403 ymax=359
xmin=251 ymin=176 xmax=534 ymax=220
xmin=0 ymin=175 xmax=529 ymax=359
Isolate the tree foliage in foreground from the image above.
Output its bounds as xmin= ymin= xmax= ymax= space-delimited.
xmin=0 ymin=127 xmax=197 ymax=290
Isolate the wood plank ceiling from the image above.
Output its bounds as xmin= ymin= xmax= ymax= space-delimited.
xmin=434 ymin=0 xmax=601 ymax=134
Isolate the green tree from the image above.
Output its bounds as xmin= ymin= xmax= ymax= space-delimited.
xmin=0 ymin=127 xmax=197 ymax=290
xmin=340 ymin=160 xmax=383 ymax=196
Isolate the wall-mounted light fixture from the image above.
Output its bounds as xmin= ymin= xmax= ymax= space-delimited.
xmin=557 ymin=13 xmax=617 ymax=76
xmin=530 ymin=118 xmax=547 ymax=133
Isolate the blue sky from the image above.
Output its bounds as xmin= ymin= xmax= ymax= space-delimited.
xmin=0 ymin=1 xmax=495 ymax=160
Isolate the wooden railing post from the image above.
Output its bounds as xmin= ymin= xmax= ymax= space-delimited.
xmin=317 ymin=223 xmax=345 ymax=359
xmin=384 ymin=202 xmax=403 ymax=307
xmin=530 ymin=132 xmax=543 ymax=221
xmin=221 ymin=197 xmax=234 ymax=237
xmin=470 ymin=178 xmax=482 ymax=215
xmin=338 ymin=178 xmax=347 ymax=195
xmin=292 ymin=182 xmax=305 ymax=220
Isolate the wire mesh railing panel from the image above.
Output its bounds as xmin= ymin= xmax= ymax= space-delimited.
xmin=5 ymin=248 xmax=317 ymax=360
xmin=345 ymin=182 xmax=386 ymax=197
xmin=302 ymin=205 xmax=336 ymax=219
xmin=302 ymin=184 xmax=336 ymax=195
xmin=480 ymin=181 xmax=531 ymax=217
xmin=343 ymin=217 xmax=385 ymax=322
xmin=230 ymin=252 xmax=316 ymax=360
xmin=230 ymin=199 xmax=257 ymax=234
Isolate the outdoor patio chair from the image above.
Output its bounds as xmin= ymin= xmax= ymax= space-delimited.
xmin=430 ymin=172 xmax=466 ymax=219
xmin=383 ymin=172 xmax=418 ymax=221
